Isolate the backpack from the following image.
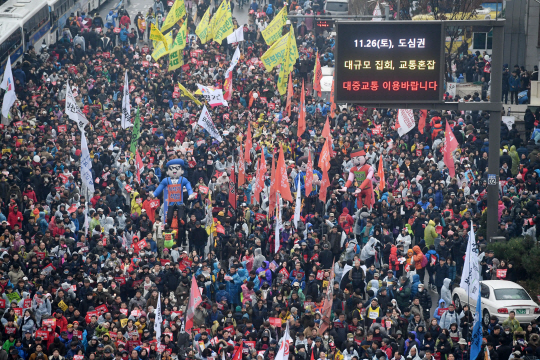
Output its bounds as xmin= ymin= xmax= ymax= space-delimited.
xmin=420 ymin=253 xmax=428 ymax=268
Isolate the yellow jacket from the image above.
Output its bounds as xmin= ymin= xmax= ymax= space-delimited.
xmin=131 ymin=191 xmax=143 ymax=215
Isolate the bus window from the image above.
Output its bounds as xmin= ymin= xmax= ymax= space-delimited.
xmin=23 ymin=6 xmax=49 ymax=35
xmin=0 ymin=29 xmax=22 ymax=65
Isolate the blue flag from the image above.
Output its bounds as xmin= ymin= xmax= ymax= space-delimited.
xmin=470 ymin=288 xmax=483 ymax=360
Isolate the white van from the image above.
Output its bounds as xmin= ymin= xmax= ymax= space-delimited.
xmin=324 ymin=0 xmax=349 ymax=16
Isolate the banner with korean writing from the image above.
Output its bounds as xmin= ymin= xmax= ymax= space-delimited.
xmin=197 ymin=105 xmax=223 ymax=142
xmin=262 ymin=6 xmax=287 ymax=45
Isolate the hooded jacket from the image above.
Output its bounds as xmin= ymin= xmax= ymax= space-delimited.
xmin=441 ymin=278 xmax=452 ymax=306
xmin=424 ymin=220 xmax=438 ymax=247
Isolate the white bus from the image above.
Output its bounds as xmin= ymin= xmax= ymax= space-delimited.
xmin=0 ymin=0 xmax=51 ymax=53
xmin=48 ymin=0 xmax=75 ymax=44
xmin=0 ymin=19 xmax=24 ymax=76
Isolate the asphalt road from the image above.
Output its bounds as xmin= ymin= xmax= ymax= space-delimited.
xmin=98 ymin=0 xmax=251 ymax=39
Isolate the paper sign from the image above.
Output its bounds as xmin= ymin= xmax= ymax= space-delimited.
xmin=58 ymin=125 xmax=67 ymax=133
xmin=269 ymin=317 xmax=281 ymax=327
xmin=120 ymin=308 xmax=128 ymax=315
xmin=85 ymin=310 xmax=99 ymax=322
xmin=95 ymin=304 xmax=108 ymax=315
xmin=199 ymin=186 xmax=209 ymax=194
xmin=125 ymin=184 xmax=133 ymax=192
xmin=115 ymin=277 xmax=126 ymax=285
xmin=43 ymin=318 xmax=56 ymax=328
xmin=58 ymin=300 xmax=68 ymax=311
xmin=23 ymin=299 xmax=31 ymax=309
xmin=496 ymin=269 xmax=507 ymax=278
xmin=316 ymin=270 xmax=324 ymax=280
xmin=114 ymin=27 xmax=121 ymax=33
xmin=36 ymin=330 xmax=49 ymax=340
xmin=255 ymin=213 xmax=266 ymax=221
xmin=437 ymin=307 xmax=448 ymax=316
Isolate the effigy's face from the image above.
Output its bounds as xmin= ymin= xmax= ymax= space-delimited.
xmin=352 ymin=156 xmax=366 ymax=167
xmin=167 ymin=165 xmax=184 ymax=179
xmin=299 ymin=161 xmax=308 ymax=172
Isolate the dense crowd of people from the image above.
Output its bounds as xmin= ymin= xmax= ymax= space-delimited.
xmin=1 ymin=3 xmax=540 ymax=360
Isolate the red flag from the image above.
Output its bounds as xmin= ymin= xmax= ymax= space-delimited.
xmin=329 ymin=78 xmax=336 ymax=118
xmin=268 ymin=154 xmax=277 ymax=215
xmin=418 ymin=109 xmax=428 ymax=134
xmin=318 ymin=168 xmax=330 ymax=203
xmin=229 ymin=164 xmax=237 ymax=209
xmin=378 ymin=155 xmax=385 ymax=192
xmin=318 ymin=139 xmax=331 ymax=172
xmin=238 ymin=146 xmax=245 ymax=187
xmin=276 ymin=146 xmax=293 ymax=203
xmin=244 ymin=122 xmax=252 ymax=164
xmin=232 ymin=341 xmax=243 ymax=360
xmin=184 ymin=276 xmax=202 ymax=334
xmin=443 ymin=121 xmax=459 ymax=178
xmin=285 ymin=73 xmax=293 ymax=117
xmin=135 ymin=151 xmax=143 ymax=184
xmin=321 ymin=116 xmax=335 ymax=157
xmin=297 ymin=80 xmax=306 ymax=138
xmin=313 ymin=52 xmax=322 ymax=97
xmin=305 ymin=151 xmax=313 ymax=197
xmin=252 ymin=152 xmax=266 ymax=204
xmin=224 ymin=71 xmax=233 ymax=100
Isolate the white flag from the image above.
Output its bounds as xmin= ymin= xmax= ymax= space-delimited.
xmin=397 ymin=109 xmax=415 ymax=137
xmin=0 ymin=56 xmax=16 ymax=119
xmin=340 ymin=230 xmax=347 ymax=247
xmin=226 ymin=26 xmax=245 ymax=44
xmin=197 ymin=105 xmax=223 ymax=142
xmin=65 ymin=85 xmax=89 ymax=131
xmin=154 ymin=292 xmax=162 ymax=343
xmin=197 ymin=84 xmax=228 ymax=107
xmin=225 ymin=47 xmax=241 ymax=79
xmin=460 ymin=221 xmax=480 ymax=301
xmin=121 ymin=71 xmax=132 ymax=129
xmin=80 ymin=130 xmax=95 ymax=194
xmin=275 ymin=195 xmax=282 ymax=253
xmin=275 ymin=321 xmax=292 ymax=360
xmin=293 ymin=175 xmax=301 ymax=228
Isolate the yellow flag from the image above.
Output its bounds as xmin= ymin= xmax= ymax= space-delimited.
xmin=261 ymin=30 xmax=291 ymax=72
xmin=171 ymin=21 xmax=188 ymax=51
xmin=178 ymin=82 xmax=203 ymax=106
xmin=168 ymin=22 xmax=187 ymax=71
xmin=168 ymin=51 xmax=184 ymax=71
xmin=213 ymin=1 xmax=234 ymax=44
xmin=262 ymin=7 xmax=287 ymax=45
xmin=208 ymin=0 xmax=227 ymax=41
xmin=161 ymin=0 xmax=186 ymax=33
xmin=277 ymin=33 xmax=293 ymax=95
xmin=196 ymin=6 xmax=211 ymax=44
xmin=151 ymin=31 xmax=173 ymax=61
xmin=150 ymin=23 xmax=168 ymax=51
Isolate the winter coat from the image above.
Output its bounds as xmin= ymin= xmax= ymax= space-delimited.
xmin=440 ymin=278 xmax=452 ymax=306
xmin=439 ymin=309 xmax=460 ymax=330
xmin=424 ymin=220 xmax=438 ymax=247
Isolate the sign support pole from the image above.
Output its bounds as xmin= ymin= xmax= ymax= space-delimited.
xmin=486 ymin=25 xmax=504 ymax=241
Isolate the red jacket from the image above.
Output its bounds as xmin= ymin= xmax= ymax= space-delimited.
xmin=7 ymin=210 xmax=22 ymax=229
xmin=22 ymin=190 xmax=38 ymax=203
xmin=53 ymin=314 xmax=68 ymax=333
